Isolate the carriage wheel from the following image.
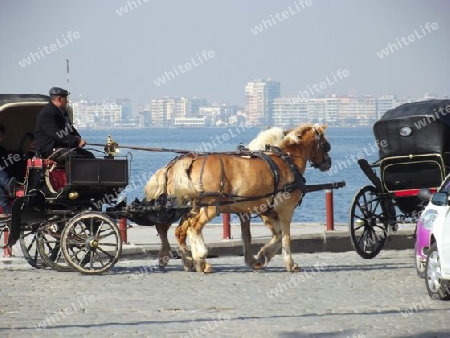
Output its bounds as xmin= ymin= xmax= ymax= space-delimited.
xmin=19 ymin=224 xmax=47 ymax=269
xmin=36 ymin=221 xmax=73 ymax=272
xmin=0 ymin=221 xmax=10 ymax=249
xmin=349 ymin=185 xmax=388 ymax=259
xmin=61 ymin=212 xmax=122 ymax=275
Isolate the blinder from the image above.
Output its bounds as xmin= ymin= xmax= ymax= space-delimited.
xmin=321 ymin=140 xmax=331 ymax=153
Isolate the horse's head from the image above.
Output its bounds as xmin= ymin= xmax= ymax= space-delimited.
xmin=309 ymin=124 xmax=332 ymax=171
xmin=281 ymin=123 xmax=332 ymax=172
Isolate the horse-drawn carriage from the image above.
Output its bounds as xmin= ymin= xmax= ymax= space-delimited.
xmin=0 ymin=94 xmax=344 ymax=274
xmin=0 ymin=94 xmax=129 ymax=274
xmin=349 ymin=99 xmax=450 ymax=259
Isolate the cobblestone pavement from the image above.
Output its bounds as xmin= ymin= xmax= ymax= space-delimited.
xmin=1 ymin=249 xmax=449 ymax=338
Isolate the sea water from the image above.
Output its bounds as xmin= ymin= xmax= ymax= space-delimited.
xmin=82 ymin=127 xmax=379 ymax=224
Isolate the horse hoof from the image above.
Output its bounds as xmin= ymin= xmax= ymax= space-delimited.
xmin=252 ymin=262 xmax=264 ymax=271
xmin=182 ymin=257 xmax=194 ymax=272
xmin=194 ymin=260 xmax=206 ymax=273
xmin=257 ymin=252 xmax=270 ymax=267
xmin=203 ymin=263 xmax=215 ymax=274
xmin=290 ymin=264 xmax=301 ymax=273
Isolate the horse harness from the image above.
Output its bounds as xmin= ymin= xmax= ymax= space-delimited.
xmin=189 ymin=146 xmax=307 ymax=215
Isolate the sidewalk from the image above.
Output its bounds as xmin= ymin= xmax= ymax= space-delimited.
xmin=120 ymin=222 xmax=416 ymax=259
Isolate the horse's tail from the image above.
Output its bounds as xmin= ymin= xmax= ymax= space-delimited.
xmin=171 ymin=156 xmax=199 ymax=202
xmin=144 ymin=167 xmax=169 ymax=201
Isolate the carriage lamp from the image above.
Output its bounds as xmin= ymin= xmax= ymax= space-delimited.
xmin=104 ymin=135 xmax=120 ymax=157
xmin=399 ymin=126 xmax=412 ymax=136
xmin=69 ymin=191 xmax=79 ymax=200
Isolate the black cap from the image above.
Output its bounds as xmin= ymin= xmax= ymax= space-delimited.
xmin=49 ymin=87 xmax=70 ymax=96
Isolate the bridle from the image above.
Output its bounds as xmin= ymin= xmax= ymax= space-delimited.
xmin=309 ymin=129 xmax=331 ymax=169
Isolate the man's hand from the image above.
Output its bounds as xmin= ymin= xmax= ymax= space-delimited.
xmin=78 ymin=139 xmax=86 ymax=148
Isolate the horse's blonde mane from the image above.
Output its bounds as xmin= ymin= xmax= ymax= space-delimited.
xmin=247 ymin=127 xmax=285 ymax=151
xmin=278 ymin=123 xmax=327 ymax=147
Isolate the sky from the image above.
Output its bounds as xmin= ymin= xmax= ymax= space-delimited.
xmin=1 ymin=0 xmax=449 ymax=106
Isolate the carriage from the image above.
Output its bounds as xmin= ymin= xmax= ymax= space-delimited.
xmin=0 ymin=94 xmax=129 ymax=274
xmin=349 ymin=99 xmax=450 ymax=259
xmin=0 ymin=94 xmax=344 ymax=274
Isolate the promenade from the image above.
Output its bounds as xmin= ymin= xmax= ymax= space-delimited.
xmin=118 ymin=222 xmax=416 ymax=259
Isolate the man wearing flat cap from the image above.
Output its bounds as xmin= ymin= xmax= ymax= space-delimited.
xmin=35 ymin=87 xmax=94 ymax=160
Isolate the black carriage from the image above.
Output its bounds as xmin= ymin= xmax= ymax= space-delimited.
xmin=0 ymin=94 xmax=129 ymax=274
xmin=350 ymin=99 xmax=450 ymax=258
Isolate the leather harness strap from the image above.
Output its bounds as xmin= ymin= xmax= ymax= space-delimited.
xmin=190 ymin=149 xmax=306 ymax=211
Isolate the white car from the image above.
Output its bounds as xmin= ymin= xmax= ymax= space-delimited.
xmin=423 ymin=190 xmax=450 ymax=300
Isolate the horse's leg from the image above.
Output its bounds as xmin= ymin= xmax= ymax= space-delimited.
xmin=239 ymin=213 xmax=263 ymax=270
xmin=155 ymin=223 xmax=172 ymax=269
xmin=257 ymin=214 xmax=283 ymax=267
xmin=174 ymin=217 xmax=194 ymax=272
xmin=280 ymin=210 xmax=300 ymax=272
xmin=187 ymin=207 xmax=215 ymax=273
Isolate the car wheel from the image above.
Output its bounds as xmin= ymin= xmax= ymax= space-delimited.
xmin=425 ymin=243 xmax=450 ymax=300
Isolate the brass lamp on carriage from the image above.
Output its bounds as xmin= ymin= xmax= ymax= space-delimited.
xmin=104 ymin=135 xmax=120 ymax=157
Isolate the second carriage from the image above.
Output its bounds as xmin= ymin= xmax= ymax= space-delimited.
xmin=349 ymin=99 xmax=450 ymax=259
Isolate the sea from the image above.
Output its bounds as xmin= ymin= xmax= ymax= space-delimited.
xmin=81 ymin=126 xmax=379 ymax=224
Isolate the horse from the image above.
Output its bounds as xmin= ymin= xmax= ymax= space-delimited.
xmin=144 ymin=123 xmax=331 ymax=272
xmin=145 ymin=126 xmax=289 ymax=270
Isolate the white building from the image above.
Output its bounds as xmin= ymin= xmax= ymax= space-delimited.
xmin=71 ymin=99 xmax=123 ymax=128
xmin=377 ymin=94 xmax=397 ymax=119
xmin=150 ymin=97 xmax=189 ymax=127
xmin=272 ymin=97 xmax=308 ymax=127
xmin=245 ymin=79 xmax=280 ymax=126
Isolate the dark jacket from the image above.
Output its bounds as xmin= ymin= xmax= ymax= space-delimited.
xmin=35 ymin=101 xmax=81 ymax=158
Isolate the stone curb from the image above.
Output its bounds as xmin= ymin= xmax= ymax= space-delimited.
xmin=120 ymin=229 xmax=416 ymax=260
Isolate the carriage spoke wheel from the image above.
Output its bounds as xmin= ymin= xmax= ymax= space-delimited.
xmin=36 ymin=221 xmax=73 ymax=272
xmin=0 ymin=221 xmax=11 ymax=249
xmin=349 ymin=185 xmax=388 ymax=259
xmin=61 ymin=212 xmax=122 ymax=275
xmin=19 ymin=224 xmax=47 ymax=269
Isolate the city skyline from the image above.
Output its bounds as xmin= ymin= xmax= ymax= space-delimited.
xmin=1 ymin=1 xmax=449 ymax=105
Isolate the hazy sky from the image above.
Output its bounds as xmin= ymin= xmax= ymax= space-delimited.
xmin=1 ymin=0 xmax=449 ymax=105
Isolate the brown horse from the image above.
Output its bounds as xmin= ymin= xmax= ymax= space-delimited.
xmin=145 ymin=123 xmax=331 ymax=272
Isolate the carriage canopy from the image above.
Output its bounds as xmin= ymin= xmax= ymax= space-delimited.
xmin=374 ymin=99 xmax=450 ymax=159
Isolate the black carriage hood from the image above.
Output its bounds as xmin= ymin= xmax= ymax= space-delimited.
xmin=0 ymin=94 xmax=49 ymax=107
xmin=0 ymin=94 xmax=50 ymax=153
xmin=374 ymin=99 xmax=450 ymax=159
xmin=380 ymin=99 xmax=450 ymax=121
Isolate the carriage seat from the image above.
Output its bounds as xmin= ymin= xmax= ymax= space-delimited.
xmin=27 ymin=157 xmax=67 ymax=193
